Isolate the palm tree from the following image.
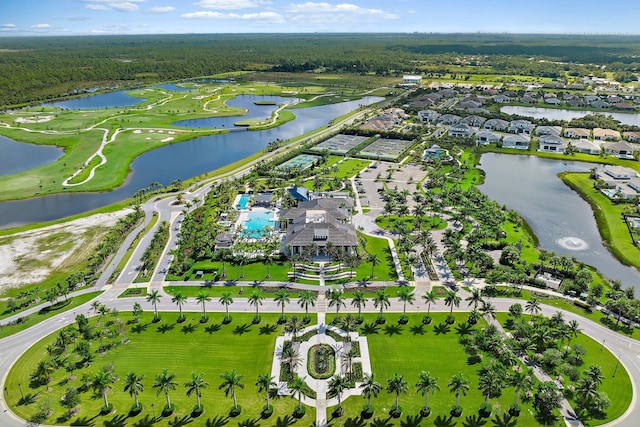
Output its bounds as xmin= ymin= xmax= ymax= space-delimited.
xmin=328 ymin=374 xmax=349 ymax=414
xmin=506 ymin=369 xmax=533 ymax=409
xmin=373 ymin=288 xmax=390 ymax=322
xmin=480 ymin=300 xmax=497 ymax=324
xmin=288 ymin=376 xmax=306 ymax=411
xmin=478 ymin=370 xmax=503 ymax=407
xmin=185 ymin=372 xmax=209 ymax=411
xmin=444 ymin=289 xmax=461 ymax=315
xmin=153 ymin=369 xmax=178 ymax=411
xmin=274 ymin=289 xmax=290 ymax=321
xmin=132 ymin=302 xmax=143 ymax=323
xmin=465 ymin=288 xmax=484 ymax=309
xmin=386 ymin=373 xmax=408 ymax=412
xmin=422 ymin=290 xmax=437 ymax=315
xmin=360 ymin=373 xmax=382 ymax=411
xmin=584 ymin=364 xmax=604 ymax=389
xmin=256 ymin=374 xmax=276 ymax=410
xmin=146 ymin=290 xmax=161 ymax=321
xmin=123 ymin=371 xmax=145 ymax=409
xmin=219 ymin=292 xmax=234 ymax=322
xmin=248 ymin=289 xmax=264 ymax=322
xmin=92 ymin=369 xmax=116 ymax=409
xmin=351 ymin=290 xmax=368 ymax=321
xmin=525 ymin=297 xmax=541 ymax=316
xmin=171 ymin=291 xmax=187 ymax=322
xmin=219 ymin=369 xmax=244 ymax=410
xmin=285 ymin=315 xmax=305 ymax=341
xmin=298 ymin=290 xmax=316 ymax=322
xmin=448 ymin=373 xmax=470 ymax=413
xmin=416 ymin=371 xmax=439 ymax=412
xmin=195 ymin=291 xmax=211 ymax=322
xmin=328 ymin=289 xmax=346 ymax=318
xmin=566 ymin=319 xmax=580 ymax=347
xmin=367 ymin=253 xmax=380 ymax=278
xmin=398 ymin=287 xmax=415 ymax=316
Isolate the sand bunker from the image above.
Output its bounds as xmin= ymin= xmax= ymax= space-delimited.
xmin=15 ymin=115 xmax=54 ymax=124
xmin=161 ymin=137 xmax=174 ymax=143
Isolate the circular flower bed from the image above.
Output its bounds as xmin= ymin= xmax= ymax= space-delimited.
xmin=307 ymin=344 xmax=336 ymax=379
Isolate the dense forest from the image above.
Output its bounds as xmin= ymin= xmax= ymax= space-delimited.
xmin=2 ymin=33 xmax=640 ymax=107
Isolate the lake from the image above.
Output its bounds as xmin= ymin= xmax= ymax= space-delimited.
xmin=0 ymin=135 xmax=63 ymax=177
xmin=43 ymin=90 xmax=145 ymax=110
xmin=501 ymin=106 xmax=640 ymax=127
xmin=0 ymin=96 xmax=382 ymax=229
xmin=478 ymin=153 xmax=640 ymax=287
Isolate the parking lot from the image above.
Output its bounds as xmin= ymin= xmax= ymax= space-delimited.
xmin=354 ymin=162 xmax=429 ymax=210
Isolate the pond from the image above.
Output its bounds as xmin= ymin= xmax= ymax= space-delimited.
xmin=0 ymin=135 xmax=63 ymax=177
xmin=0 ymin=96 xmax=383 ymax=229
xmin=478 ymin=153 xmax=640 ymax=287
xmin=42 ymin=89 xmax=146 ymax=110
xmin=501 ymin=106 xmax=640 ymax=127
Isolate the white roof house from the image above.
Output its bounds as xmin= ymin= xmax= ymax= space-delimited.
xmin=401 ymin=75 xmax=423 ymax=86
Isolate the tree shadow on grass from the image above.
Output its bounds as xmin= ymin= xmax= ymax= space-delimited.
xmin=232 ymin=324 xmax=252 ymax=336
xmin=237 ymin=417 xmax=261 ymax=427
xmin=157 ymin=323 xmax=175 ymax=333
xmin=462 ymin=414 xmax=487 ymax=426
xmin=433 ymin=414 xmax=457 ymax=427
xmin=131 ymin=323 xmax=149 ymax=334
xmin=18 ymin=392 xmax=39 ymax=406
xmin=259 ymin=323 xmax=278 ymax=335
xmin=383 ymin=324 xmax=403 ymax=336
xmin=205 ymin=324 xmax=222 ymax=334
xmin=103 ymin=414 xmax=129 ymax=427
xmin=132 ymin=415 xmax=156 ymax=427
xmin=273 ymin=414 xmax=296 ymax=427
xmin=400 ymin=414 xmax=423 ymax=427
xmin=71 ymin=415 xmax=97 ymax=426
xmin=370 ymin=416 xmax=394 ymax=427
xmin=410 ymin=324 xmax=426 ymax=335
xmin=433 ymin=323 xmax=451 ymax=335
xmin=181 ymin=323 xmax=198 ymax=334
xmin=343 ymin=416 xmax=367 ymax=427
xmin=204 ymin=415 xmax=230 ymax=427
xmin=360 ymin=322 xmax=380 ymax=336
xmin=168 ymin=415 xmax=193 ymax=426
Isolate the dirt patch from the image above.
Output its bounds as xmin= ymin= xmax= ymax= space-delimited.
xmin=0 ymin=210 xmax=131 ymax=292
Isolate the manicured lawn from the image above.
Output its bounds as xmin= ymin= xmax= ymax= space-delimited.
xmin=0 ymin=292 xmax=102 ymax=339
xmin=163 ymin=285 xmax=308 ymax=299
xmin=7 ymin=313 xmax=314 ymax=426
xmin=354 ymin=234 xmax=397 ymax=281
xmin=172 ymin=259 xmax=291 ymax=282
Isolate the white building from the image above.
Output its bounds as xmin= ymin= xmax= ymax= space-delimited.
xmin=401 ymin=75 xmax=423 ymax=86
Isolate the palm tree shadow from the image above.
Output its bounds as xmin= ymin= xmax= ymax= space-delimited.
xmin=181 ymin=323 xmax=198 ymax=334
xmin=383 ymin=324 xmax=403 ymax=336
xmin=238 ymin=417 xmax=261 ymax=427
xmin=18 ymin=392 xmax=39 ymax=406
xmin=259 ymin=323 xmax=278 ymax=335
xmin=233 ymin=324 xmax=252 ymax=336
xmin=71 ymin=415 xmax=97 ymax=426
xmin=103 ymin=414 xmax=129 ymax=427
xmin=400 ymin=414 xmax=423 ymax=427
xmin=360 ymin=322 xmax=380 ymax=335
xmin=410 ymin=324 xmax=426 ymax=335
xmin=369 ymin=416 xmax=394 ymax=427
xmin=433 ymin=323 xmax=451 ymax=335
xmin=205 ymin=323 xmax=222 ymax=334
xmin=131 ymin=323 xmax=149 ymax=334
xmin=433 ymin=414 xmax=457 ymax=427
xmin=273 ymin=414 xmax=296 ymax=427
xmin=168 ymin=415 xmax=194 ymax=426
xmin=132 ymin=415 xmax=155 ymax=427
xmin=157 ymin=323 xmax=175 ymax=333
xmin=462 ymin=413 xmax=487 ymax=426
xmin=205 ymin=415 xmax=230 ymax=427
xmin=343 ymin=416 xmax=366 ymax=427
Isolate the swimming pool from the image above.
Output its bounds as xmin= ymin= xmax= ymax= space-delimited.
xmin=601 ymin=188 xmax=617 ymax=198
xmin=239 ymin=209 xmax=278 ymax=238
xmin=236 ymin=194 xmax=250 ymax=210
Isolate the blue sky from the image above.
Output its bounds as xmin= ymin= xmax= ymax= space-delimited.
xmin=1 ymin=0 xmax=640 ymax=36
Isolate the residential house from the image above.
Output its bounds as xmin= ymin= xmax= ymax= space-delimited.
xmin=567 ymin=98 xmax=585 ymax=107
xmin=402 ymin=75 xmax=422 ymax=86
xmin=607 ymin=95 xmax=623 ymax=104
xmin=437 ymin=88 xmax=457 ymax=97
xmin=624 ymin=131 xmax=640 ymax=142
xmin=476 ymin=131 xmax=501 ymax=145
xmin=502 ymin=134 xmax=530 ymax=149
xmin=508 ymin=120 xmax=535 ymax=135
xmin=455 ymin=100 xmax=482 ymax=110
xmin=573 ymin=139 xmax=600 ymax=155
xmin=628 ymin=178 xmax=640 ymax=194
xmin=520 ymin=95 xmax=538 ymax=104
xmin=417 ymin=110 xmax=440 ymax=123
xmin=538 ymin=135 xmax=567 ymax=153
xmin=448 ymin=123 xmax=474 ymax=138
xmin=280 ymin=198 xmax=357 ymax=257
xmin=584 ymin=95 xmax=600 ymax=104
xmin=492 ymin=95 xmax=512 ymax=103
xmin=460 ymin=115 xmax=486 ymax=127
xmin=593 ymin=128 xmax=621 ymax=141
xmin=590 ymin=100 xmax=611 ymax=108
xmin=614 ymin=102 xmax=636 ymax=111
xmin=483 ymin=118 xmax=509 ymax=131
xmin=614 ymin=182 xmax=640 ymax=199
xmin=544 ymin=97 xmax=562 ymax=105
xmin=535 ymin=126 xmax=562 ymax=136
xmin=603 ymin=140 xmax=636 ymax=159
xmin=437 ymin=114 xmax=462 ymax=125
xmin=597 ymin=165 xmax=638 ymax=181
xmin=564 ymin=128 xmax=591 ymax=139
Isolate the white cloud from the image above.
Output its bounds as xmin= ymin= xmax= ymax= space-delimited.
xmin=1 ymin=24 xmax=17 ymax=31
xmin=194 ymin=0 xmax=270 ymax=10
xmin=285 ymin=2 xmax=398 ymax=19
xmin=80 ymin=0 xmax=144 ymax=12
xmin=150 ymin=6 xmax=175 ymax=13
xmin=181 ymin=10 xmax=284 ymax=23
xmin=30 ymin=24 xmax=52 ymax=29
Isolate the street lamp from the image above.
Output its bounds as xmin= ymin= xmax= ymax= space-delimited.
xmin=613 ymin=353 xmax=621 ymax=377
xmin=151 ymin=403 xmax=155 ymax=419
xmin=18 ymin=383 xmax=24 ymax=402
xmin=600 ymin=339 xmax=605 ymax=351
